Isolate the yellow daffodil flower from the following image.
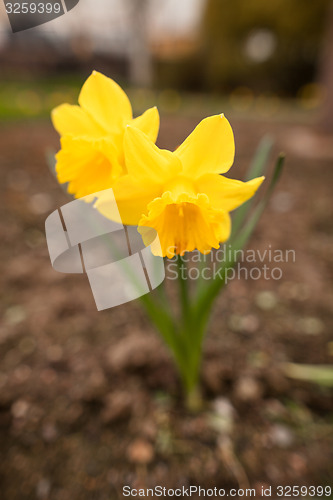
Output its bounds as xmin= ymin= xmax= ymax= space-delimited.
xmin=51 ymin=71 xmax=160 ymax=198
xmin=95 ymin=114 xmax=265 ymax=258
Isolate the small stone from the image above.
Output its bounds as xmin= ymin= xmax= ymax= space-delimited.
xmin=241 ymin=314 xmax=259 ymax=333
xmin=255 ymin=291 xmax=278 ymax=311
xmin=298 ymin=317 xmax=324 ymax=335
xmin=234 ymin=376 xmax=263 ymax=402
xmin=11 ymin=399 xmax=29 ymax=419
xmin=29 ymin=193 xmax=53 ymax=215
xmin=36 ymin=478 xmax=51 ymax=499
xmin=5 ymin=306 xmax=26 ymax=326
xmin=210 ymin=397 xmax=235 ymax=433
xmin=213 ymin=397 xmax=235 ymax=420
xmin=270 ymin=424 xmax=294 ymax=448
xmin=127 ymin=439 xmax=154 ymax=464
xmin=229 ymin=314 xmax=259 ymax=334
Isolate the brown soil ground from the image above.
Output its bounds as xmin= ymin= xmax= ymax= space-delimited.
xmin=0 ymin=114 xmax=332 ymax=500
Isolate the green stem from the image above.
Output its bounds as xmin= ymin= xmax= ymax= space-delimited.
xmin=185 ymin=385 xmax=203 ymax=412
xmin=138 ymin=261 xmax=205 ymax=401
xmin=177 ymin=255 xmax=190 ymax=327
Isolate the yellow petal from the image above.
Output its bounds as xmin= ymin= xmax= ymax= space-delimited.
xmin=139 ymin=192 xmax=229 ymax=257
xmin=55 ymin=136 xmax=122 ymax=198
xmin=214 ymin=212 xmax=231 ymax=243
xmin=174 ymin=114 xmax=235 ymax=178
xmin=78 ymin=71 xmax=132 ymax=133
xmin=124 ymin=126 xmax=182 ymax=184
xmin=131 ymin=106 xmax=160 ymax=143
xmin=95 ymin=175 xmax=161 ymax=225
xmin=196 ymin=174 xmax=265 ymax=212
xmin=51 ymin=103 xmax=105 ymax=138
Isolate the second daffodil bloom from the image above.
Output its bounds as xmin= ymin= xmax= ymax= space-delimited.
xmin=95 ymin=114 xmax=265 ymax=258
xmin=51 ymin=71 xmax=160 ymax=198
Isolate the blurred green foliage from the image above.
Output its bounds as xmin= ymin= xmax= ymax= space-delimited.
xmin=201 ymin=0 xmax=331 ymax=94
xmin=285 ymin=363 xmax=333 ymax=388
xmin=0 ymin=75 xmax=81 ymax=120
xmin=0 ymin=76 xmax=318 ymax=123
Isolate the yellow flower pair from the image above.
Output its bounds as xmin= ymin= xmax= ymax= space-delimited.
xmin=52 ymin=71 xmax=264 ymax=257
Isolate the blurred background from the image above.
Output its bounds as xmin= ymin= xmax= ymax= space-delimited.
xmin=0 ymin=1 xmax=333 ymax=499
xmin=1 ymin=0 xmax=333 ymax=126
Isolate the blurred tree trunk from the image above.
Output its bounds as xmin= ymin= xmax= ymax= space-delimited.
xmin=319 ymin=2 xmax=333 ymax=132
xmin=127 ymin=0 xmax=153 ymax=87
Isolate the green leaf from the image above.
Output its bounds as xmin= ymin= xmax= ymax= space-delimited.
xmin=232 ymin=153 xmax=285 ymax=249
xmin=284 ymin=363 xmax=333 ymax=388
xmin=194 ymin=153 xmax=285 ymax=333
xmin=231 ymin=135 xmax=273 ymax=238
xmin=46 ymin=149 xmax=57 ymax=176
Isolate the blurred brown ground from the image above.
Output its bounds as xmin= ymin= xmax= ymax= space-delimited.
xmin=0 ymin=114 xmax=332 ymax=499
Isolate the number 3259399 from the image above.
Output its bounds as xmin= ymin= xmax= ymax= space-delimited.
xmin=6 ymin=2 xmax=62 ymax=14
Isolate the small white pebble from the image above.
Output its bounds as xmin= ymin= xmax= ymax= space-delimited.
xmin=29 ymin=193 xmax=53 ymax=215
